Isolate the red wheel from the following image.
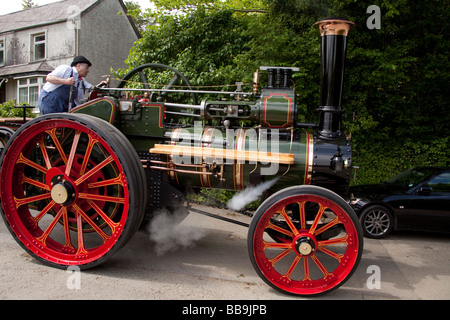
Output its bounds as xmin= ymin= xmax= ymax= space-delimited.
xmin=248 ymin=185 xmax=363 ymax=296
xmin=0 ymin=114 xmax=146 ymax=269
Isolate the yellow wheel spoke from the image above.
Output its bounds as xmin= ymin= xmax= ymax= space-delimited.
xmin=22 ymin=174 xmax=51 ymax=191
xmin=88 ymin=174 xmax=125 ymax=188
xmin=298 ymin=201 xmax=306 ymax=230
xmin=269 ymin=248 xmax=293 ymax=267
xmin=79 ymin=135 xmax=98 ymax=176
xmin=14 ymin=193 xmax=51 ymax=208
xmin=314 ymin=217 xmax=340 ymax=236
xmin=303 ymin=257 xmax=311 ymax=281
xmin=311 ymin=254 xmax=332 ymax=278
xmin=75 ymin=208 xmax=88 ymax=255
xmin=319 ymin=235 xmax=349 ymax=246
xmin=283 ymin=255 xmax=301 ymax=281
xmin=278 ymin=207 xmax=299 ymax=237
xmin=31 ymin=200 xmax=56 ymax=225
xmin=263 ymin=241 xmax=291 ymax=250
xmin=65 ymin=130 xmax=81 ymax=176
xmin=39 ymin=137 xmax=52 ymax=170
xmin=318 ymin=246 xmax=343 ymax=262
xmin=73 ymin=204 xmax=110 ymax=243
xmin=61 ymin=207 xmax=75 ymax=250
xmin=36 ymin=207 xmax=64 ymax=245
xmin=86 ymin=199 xmax=120 ymax=233
xmin=78 ymin=193 xmax=125 ymax=204
xmin=309 ymin=204 xmax=326 ymax=235
xmin=266 ymin=222 xmax=293 ymax=238
xmin=46 ymin=128 xmax=67 ymax=165
xmin=75 ymin=156 xmax=114 ymax=186
xmin=17 ymin=153 xmax=47 ymax=173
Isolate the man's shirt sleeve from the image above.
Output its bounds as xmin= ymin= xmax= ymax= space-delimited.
xmin=48 ymin=65 xmax=72 ymax=79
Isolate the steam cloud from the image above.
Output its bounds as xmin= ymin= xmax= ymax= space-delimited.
xmin=148 ymin=209 xmax=204 ymax=256
xmin=147 ymin=179 xmax=278 ymax=255
xmin=226 ymin=178 xmax=279 ymax=211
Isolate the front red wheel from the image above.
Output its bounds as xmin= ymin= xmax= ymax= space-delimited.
xmin=248 ymin=185 xmax=363 ymax=296
xmin=0 ymin=114 xmax=146 ymax=269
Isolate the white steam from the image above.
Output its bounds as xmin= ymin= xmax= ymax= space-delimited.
xmin=147 ymin=179 xmax=278 ymax=255
xmin=226 ymin=178 xmax=279 ymax=211
xmin=148 ymin=209 xmax=204 ymax=256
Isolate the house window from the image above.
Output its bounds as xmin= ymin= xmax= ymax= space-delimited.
xmin=17 ymin=77 xmax=44 ymax=112
xmin=32 ymin=33 xmax=46 ymax=61
xmin=0 ymin=40 xmax=4 ymax=66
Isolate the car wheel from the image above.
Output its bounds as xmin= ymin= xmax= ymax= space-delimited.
xmin=359 ymin=205 xmax=393 ymax=239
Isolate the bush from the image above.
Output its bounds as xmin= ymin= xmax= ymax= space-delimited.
xmin=0 ymin=100 xmax=37 ymax=119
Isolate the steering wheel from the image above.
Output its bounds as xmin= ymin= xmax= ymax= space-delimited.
xmin=88 ymin=77 xmax=109 ymax=101
xmin=117 ymin=63 xmax=198 ymax=105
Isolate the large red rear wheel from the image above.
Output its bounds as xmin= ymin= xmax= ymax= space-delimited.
xmin=248 ymin=185 xmax=363 ymax=296
xmin=0 ymin=114 xmax=146 ymax=269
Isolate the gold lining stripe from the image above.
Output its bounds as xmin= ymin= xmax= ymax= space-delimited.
xmin=150 ymin=144 xmax=295 ymax=165
xmin=200 ymin=128 xmax=213 ymax=188
xmin=168 ymin=128 xmax=181 ymax=183
xmin=304 ymin=132 xmax=314 ymax=184
xmin=234 ymin=129 xmax=245 ymax=190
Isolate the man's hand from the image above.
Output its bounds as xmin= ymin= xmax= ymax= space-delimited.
xmin=92 ymin=80 xmax=108 ymax=91
xmin=96 ymin=80 xmax=108 ymax=87
xmin=65 ymin=77 xmax=75 ymax=86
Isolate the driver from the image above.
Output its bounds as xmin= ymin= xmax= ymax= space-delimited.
xmin=38 ymin=56 xmax=104 ymax=115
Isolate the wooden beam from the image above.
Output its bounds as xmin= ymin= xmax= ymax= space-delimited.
xmin=149 ymin=144 xmax=294 ymax=165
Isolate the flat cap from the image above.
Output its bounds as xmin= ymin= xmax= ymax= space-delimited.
xmin=71 ymin=56 xmax=92 ymax=67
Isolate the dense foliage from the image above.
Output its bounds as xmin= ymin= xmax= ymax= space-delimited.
xmin=0 ymin=100 xmax=36 ymax=118
xmin=121 ymin=0 xmax=449 ymax=185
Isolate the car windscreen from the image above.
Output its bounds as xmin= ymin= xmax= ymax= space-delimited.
xmin=387 ymin=168 xmax=437 ymax=188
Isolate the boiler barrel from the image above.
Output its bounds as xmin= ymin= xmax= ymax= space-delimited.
xmin=154 ymin=126 xmax=314 ymax=192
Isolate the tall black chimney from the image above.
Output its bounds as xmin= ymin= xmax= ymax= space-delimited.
xmin=314 ymin=18 xmax=354 ymax=139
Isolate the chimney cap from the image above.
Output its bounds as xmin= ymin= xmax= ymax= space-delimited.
xmin=314 ymin=18 xmax=355 ymax=36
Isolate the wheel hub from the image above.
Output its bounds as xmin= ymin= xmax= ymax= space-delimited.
xmin=294 ymin=236 xmax=316 ymax=256
xmin=50 ymin=175 xmax=76 ymax=206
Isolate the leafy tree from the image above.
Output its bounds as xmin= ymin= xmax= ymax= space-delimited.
xmin=262 ymin=0 xmax=450 ymax=182
xmin=22 ymin=0 xmax=36 ymax=9
xmin=340 ymin=0 xmax=450 ymax=182
xmin=116 ymin=6 xmax=252 ymax=91
xmin=124 ymin=0 xmax=151 ymax=33
xmin=151 ymin=0 xmax=266 ymax=12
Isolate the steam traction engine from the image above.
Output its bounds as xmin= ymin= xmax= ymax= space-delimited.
xmin=0 ymin=19 xmax=363 ymax=296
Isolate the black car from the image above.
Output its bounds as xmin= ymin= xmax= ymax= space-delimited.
xmin=348 ymin=167 xmax=450 ymax=238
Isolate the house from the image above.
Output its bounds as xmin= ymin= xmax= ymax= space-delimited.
xmin=0 ymin=0 xmax=141 ymax=112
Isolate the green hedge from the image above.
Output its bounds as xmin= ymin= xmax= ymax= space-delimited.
xmin=0 ymin=100 xmax=37 ymax=119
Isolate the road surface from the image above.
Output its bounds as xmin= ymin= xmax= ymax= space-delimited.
xmin=1 ymin=204 xmax=449 ymax=301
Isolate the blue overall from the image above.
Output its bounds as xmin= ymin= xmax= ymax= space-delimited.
xmin=38 ymin=71 xmax=83 ymax=115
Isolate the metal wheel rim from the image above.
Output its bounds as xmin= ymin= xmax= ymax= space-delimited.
xmin=251 ymin=194 xmax=360 ymax=295
xmin=0 ymin=118 xmax=130 ymax=266
xmin=363 ymin=209 xmax=390 ymax=237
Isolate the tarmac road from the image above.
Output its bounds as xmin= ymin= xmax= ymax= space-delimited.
xmin=1 ymin=203 xmax=449 ymax=301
